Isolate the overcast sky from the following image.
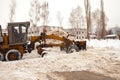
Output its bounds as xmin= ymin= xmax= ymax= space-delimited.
xmin=0 ymin=0 xmax=120 ymax=29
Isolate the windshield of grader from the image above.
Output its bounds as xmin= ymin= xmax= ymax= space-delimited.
xmin=8 ymin=22 xmax=30 ymax=44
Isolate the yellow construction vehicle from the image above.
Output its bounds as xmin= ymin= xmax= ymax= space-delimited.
xmin=0 ymin=22 xmax=30 ymax=61
xmin=0 ymin=21 xmax=86 ymax=61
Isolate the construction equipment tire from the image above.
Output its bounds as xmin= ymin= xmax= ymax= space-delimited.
xmin=0 ymin=52 xmax=4 ymax=61
xmin=20 ymin=54 xmax=23 ymax=59
xmin=41 ymin=52 xmax=47 ymax=57
xmin=66 ymin=44 xmax=79 ymax=53
xmin=5 ymin=49 xmax=21 ymax=61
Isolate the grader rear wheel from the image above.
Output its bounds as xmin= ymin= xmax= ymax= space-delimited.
xmin=0 ymin=52 xmax=4 ymax=61
xmin=5 ymin=49 xmax=21 ymax=61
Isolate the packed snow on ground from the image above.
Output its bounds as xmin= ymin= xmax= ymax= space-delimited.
xmin=87 ymin=39 xmax=120 ymax=50
xmin=0 ymin=39 xmax=120 ymax=80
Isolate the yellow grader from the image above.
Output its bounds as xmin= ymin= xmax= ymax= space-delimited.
xmin=0 ymin=21 xmax=86 ymax=61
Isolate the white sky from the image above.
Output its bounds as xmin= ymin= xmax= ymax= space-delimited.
xmin=0 ymin=0 xmax=120 ymax=29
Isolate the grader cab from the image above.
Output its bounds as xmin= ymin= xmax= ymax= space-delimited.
xmin=0 ymin=22 xmax=30 ymax=61
xmin=8 ymin=22 xmax=29 ymax=44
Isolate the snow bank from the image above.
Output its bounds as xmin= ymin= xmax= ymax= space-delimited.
xmin=0 ymin=39 xmax=120 ymax=80
xmin=0 ymin=71 xmax=37 ymax=80
xmin=87 ymin=39 xmax=120 ymax=50
xmin=0 ymin=47 xmax=120 ymax=79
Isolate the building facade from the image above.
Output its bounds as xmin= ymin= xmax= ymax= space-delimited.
xmin=64 ymin=28 xmax=87 ymax=40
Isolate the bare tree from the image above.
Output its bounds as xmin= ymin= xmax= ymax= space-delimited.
xmin=69 ymin=6 xmax=84 ymax=29
xmin=41 ymin=1 xmax=49 ymax=26
xmin=84 ymin=0 xmax=91 ymax=39
xmin=92 ymin=9 xmax=101 ymax=39
xmin=9 ymin=0 xmax=16 ymax=22
xmin=91 ymin=0 xmax=108 ymax=39
xmin=29 ymin=0 xmax=41 ymax=27
xmin=56 ymin=11 xmax=63 ymax=27
xmin=92 ymin=8 xmax=108 ymax=39
xmin=100 ymin=0 xmax=106 ymax=39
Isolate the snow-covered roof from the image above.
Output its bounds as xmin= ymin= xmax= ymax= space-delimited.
xmin=105 ymin=34 xmax=117 ymax=38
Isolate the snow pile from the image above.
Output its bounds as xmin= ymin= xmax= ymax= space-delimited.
xmin=0 ymin=71 xmax=37 ymax=80
xmin=48 ymin=29 xmax=67 ymax=37
xmin=0 ymin=47 xmax=120 ymax=80
xmin=87 ymin=39 xmax=120 ymax=50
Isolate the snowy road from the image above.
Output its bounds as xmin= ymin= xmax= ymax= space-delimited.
xmin=0 ymin=46 xmax=120 ymax=80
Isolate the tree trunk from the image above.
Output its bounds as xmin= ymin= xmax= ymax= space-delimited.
xmin=84 ymin=0 xmax=91 ymax=40
xmin=100 ymin=0 xmax=106 ymax=39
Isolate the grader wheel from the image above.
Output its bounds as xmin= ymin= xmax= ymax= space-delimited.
xmin=5 ymin=49 xmax=21 ymax=61
xmin=0 ymin=52 xmax=4 ymax=61
xmin=66 ymin=44 xmax=79 ymax=53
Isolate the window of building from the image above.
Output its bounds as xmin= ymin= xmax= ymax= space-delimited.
xmin=77 ymin=36 xmax=78 ymax=39
xmin=82 ymin=36 xmax=84 ymax=39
